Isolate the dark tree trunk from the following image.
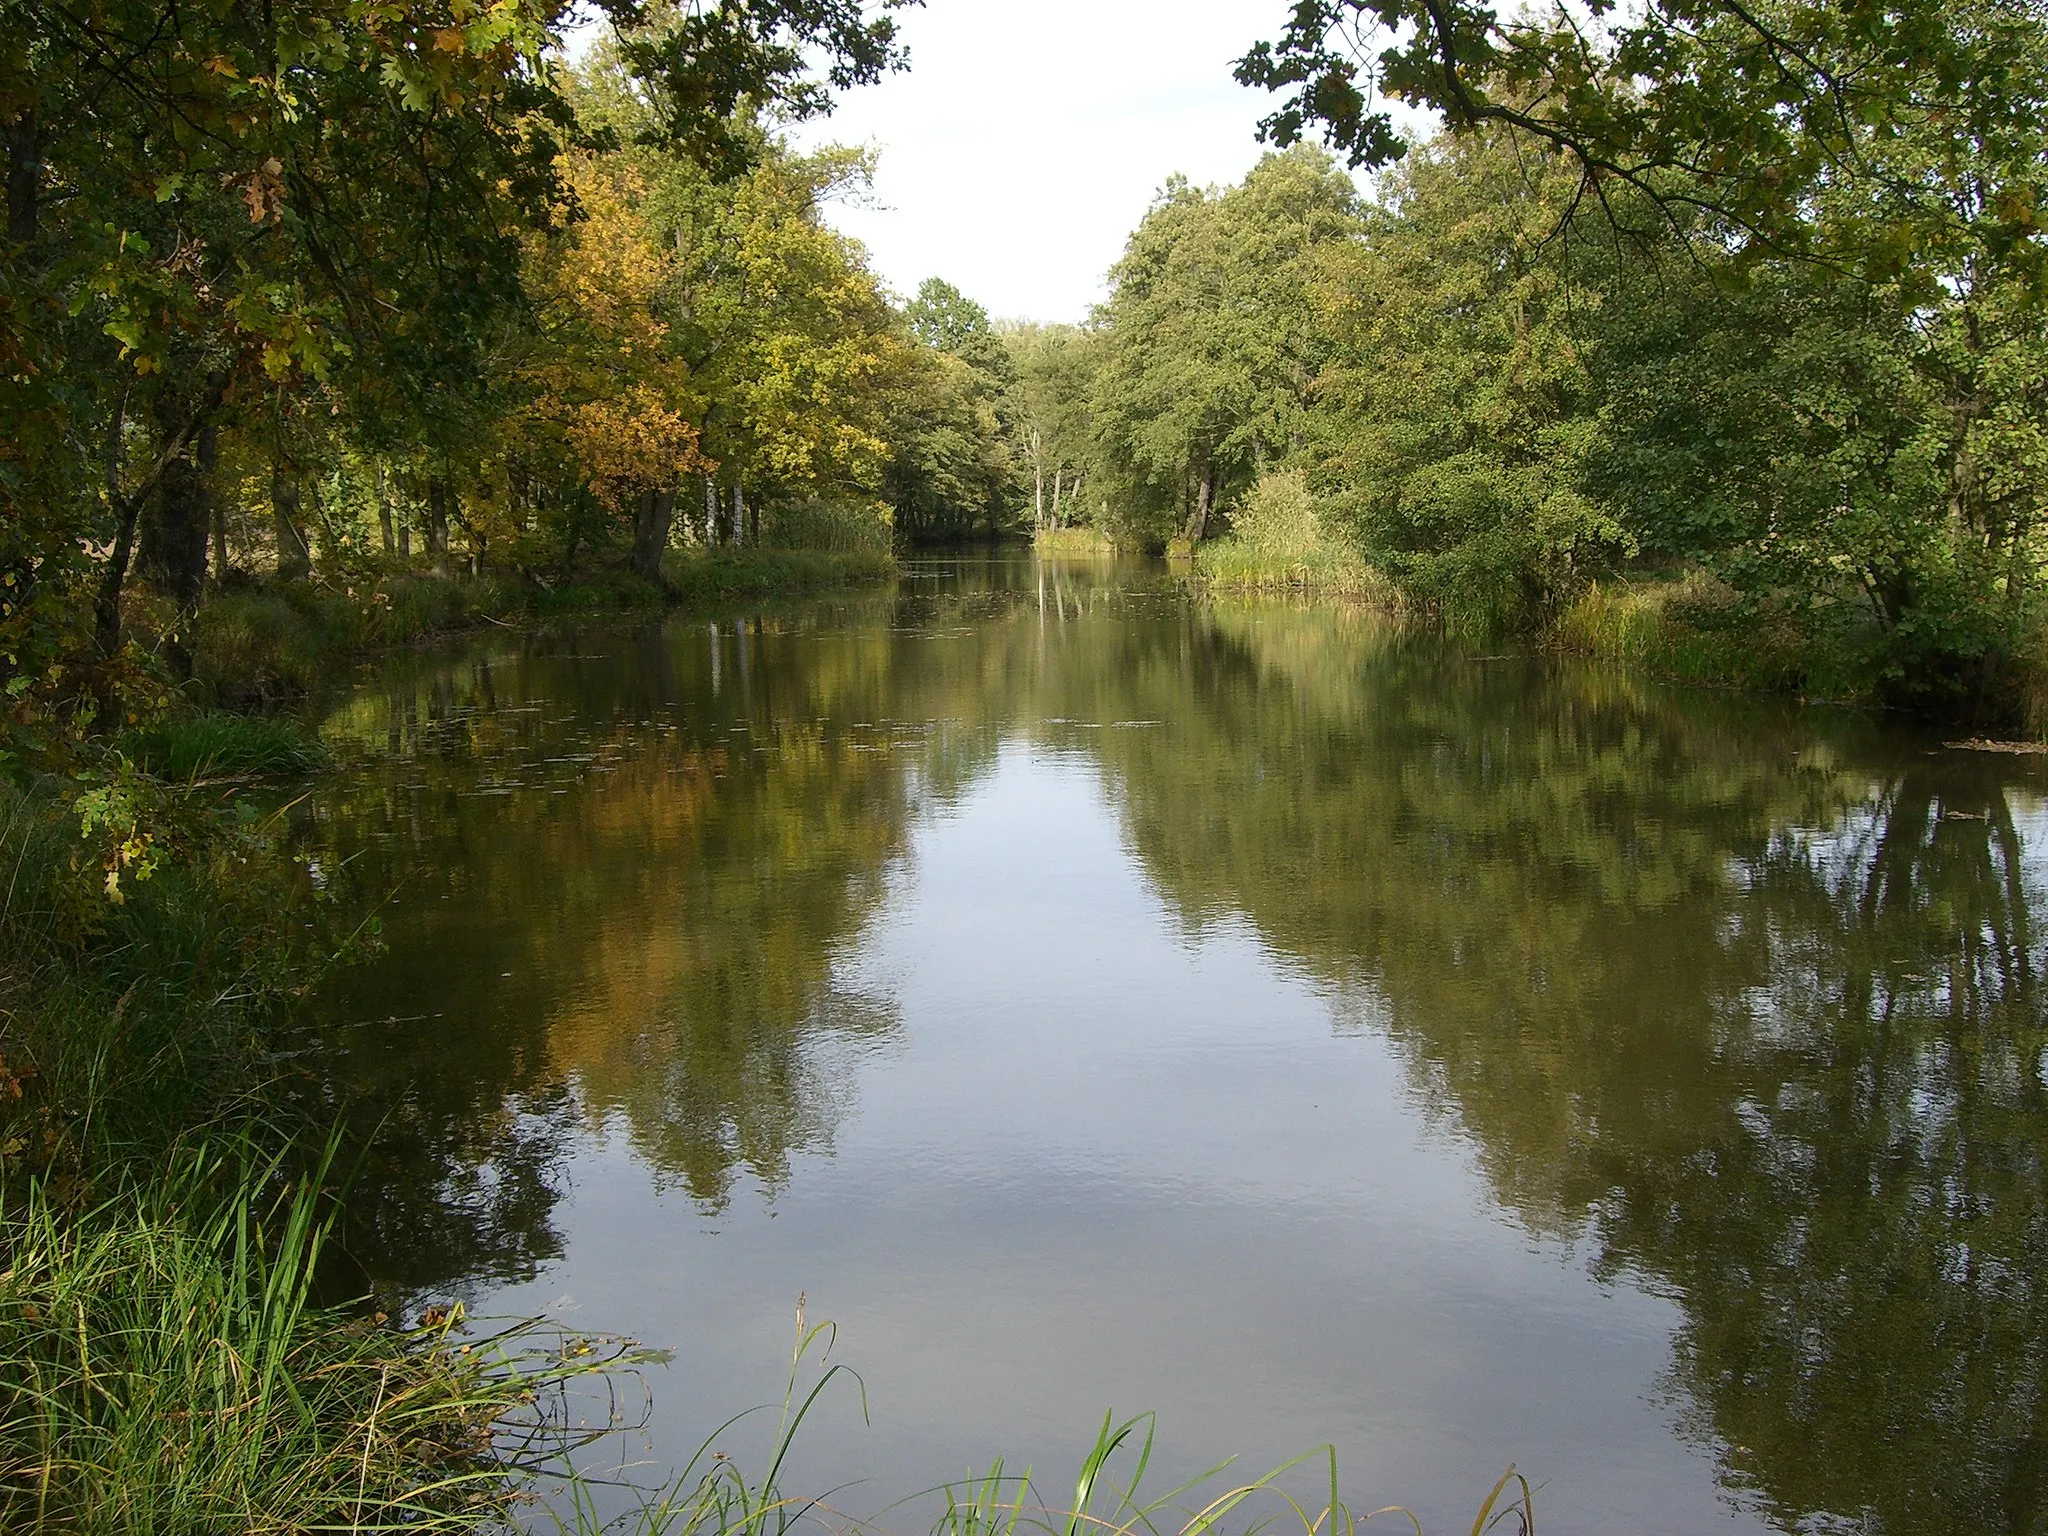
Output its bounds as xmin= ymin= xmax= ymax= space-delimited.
xmin=93 ymin=491 xmax=143 ymax=656
xmin=138 ymin=389 xmax=216 ymax=611
xmin=272 ymin=468 xmax=310 ymax=580
xmin=425 ymin=479 xmax=451 ymax=576
xmin=632 ymin=488 xmax=677 ymax=587
xmin=137 ymin=405 xmax=216 ymax=679
xmin=5 ymin=109 xmax=40 ymax=246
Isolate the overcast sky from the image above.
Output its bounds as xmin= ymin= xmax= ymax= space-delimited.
xmin=786 ymin=0 xmax=1295 ymax=324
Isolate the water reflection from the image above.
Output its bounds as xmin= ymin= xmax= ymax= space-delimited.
xmin=306 ymin=557 xmax=2048 ymax=1536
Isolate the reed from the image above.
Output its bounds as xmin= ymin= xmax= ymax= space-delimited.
xmin=1549 ymin=575 xmax=1808 ymax=694
xmin=129 ymin=712 xmax=331 ymax=781
xmin=1195 ymin=541 xmax=1404 ymax=608
xmin=0 ymin=1148 xmax=651 ymax=1534
xmin=1032 ymin=529 xmax=1117 ymax=556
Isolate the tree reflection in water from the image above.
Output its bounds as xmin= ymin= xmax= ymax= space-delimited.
xmin=306 ymin=561 xmax=2048 ymax=1536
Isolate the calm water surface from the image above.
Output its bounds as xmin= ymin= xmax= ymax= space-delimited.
xmin=303 ymin=556 xmax=2048 ymax=1536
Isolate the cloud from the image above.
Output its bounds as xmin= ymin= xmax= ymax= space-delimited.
xmin=788 ymin=0 xmax=1285 ymax=322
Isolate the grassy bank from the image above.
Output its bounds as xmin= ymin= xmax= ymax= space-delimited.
xmin=177 ymin=549 xmax=893 ymax=710
xmin=1547 ymin=574 xmax=1812 ymax=695
xmin=0 ymin=777 xmax=644 ymax=1530
xmin=1554 ymin=575 xmax=2048 ymax=732
xmin=1189 ymin=475 xmax=1406 ymax=610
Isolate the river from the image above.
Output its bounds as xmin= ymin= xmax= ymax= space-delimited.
xmin=300 ymin=554 xmax=2048 ymax=1536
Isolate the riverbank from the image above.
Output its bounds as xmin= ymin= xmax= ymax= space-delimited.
xmin=0 ymin=776 xmax=631 ymax=1528
xmin=184 ymin=548 xmax=894 ymax=709
xmin=1194 ymin=540 xmax=2048 ymax=736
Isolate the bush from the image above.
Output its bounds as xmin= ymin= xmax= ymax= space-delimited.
xmin=1197 ymin=472 xmax=1403 ymax=605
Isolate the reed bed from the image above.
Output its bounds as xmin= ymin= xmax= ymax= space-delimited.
xmin=1031 ymin=529 xmax=1118 ymax=556
xmin=1550 ymin=575 xmax=1809 ymax=694
xmin=1194 ymin=542 xmax=1405 ymax=608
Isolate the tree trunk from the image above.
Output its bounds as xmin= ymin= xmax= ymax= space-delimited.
xmin=1033 ymin=435 xmax=1045 ymax=531
xmin=375 ymin=463 xmax=396 ymax=554
xmin=272 ymin=468 xmax=311 ymax=581
xmin=731 ymin=481 xmax=745 ymax=548
xmin=5 ymin=109 xmax=39 ymax=246
xmin=704 ymin=476 xmax=718 ymax=545
xmin=93 ymin=389 xmax=132 ymax=654
xmin=1052 ymin=468 xmax=1064 ymax=530
xmin=1182 ymin=459 xmax=1215 ymax=544
xmin=137 ymin=405 xmax=216 ymax=679
xmin=632 ymin=487 xmax=676 ymax=586
xmin=425 ymin=479 xmax=451 ymax=576
xmin=138 ymin=390 xmax=216 ymax=612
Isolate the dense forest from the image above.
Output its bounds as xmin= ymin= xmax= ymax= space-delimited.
xmin=0 ymin=0 xmax=1036 ymax=777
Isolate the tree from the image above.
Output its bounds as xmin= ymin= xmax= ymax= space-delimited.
xmin=1005 ymin=322 xmax=1099 ymax=532
xmin=888 ymin=279 xmax=1017 ymax=541
xmin=2 ymin=0 xmax=909 ymax=752
xmin=1306 ymin=129 xmax=1629 ymax=631
xmin=1091 ymin=148 xmax=1362 ymax=549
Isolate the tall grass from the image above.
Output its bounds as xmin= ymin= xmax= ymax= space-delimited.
xmin=0 ymin=1148 xmax=654 ymax=1533
xmin=1031 ymin=529 xmax=1117 ymax=556
xmin=760 ymin=499 xmax=896 ymax=557
xmin=129 ymin=712 xmax=331 ymax=781
xmin=1195 ymin=541 xmax=1403 ymax=607
xmin=661 ymin=549 xmax=894 ymax=605
xmin=1194 ymin=475 xmax=1404 ymax=610
xmin=1550 ymin=575 xmax=1813 ymax=695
